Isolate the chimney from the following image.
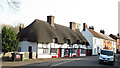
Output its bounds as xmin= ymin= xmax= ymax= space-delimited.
xmin=70 ymin=22 xmax=77 ymax=31
xmin=76 ymin=23 xmax=81 ymax=30
xmin=89 ymin=26 xmax=94 ymax=30
xmin=100 ymin=30 xmax=105 ymax=34
xmin=117 ymin=33 xmax=119 ymax=36
xmin=19 ymin=24 xmax=24 ymax=31
xmin=83 ymin=23 xmax=88 ymax=31
xmin=47 ymin=16 xmax=55 ymax=26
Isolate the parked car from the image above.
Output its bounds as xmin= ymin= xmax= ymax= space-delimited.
xmin=99 ymin=49 xmax=115 ymax=65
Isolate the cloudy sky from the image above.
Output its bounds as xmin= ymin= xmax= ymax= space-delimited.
xmin=0 ymin=0 xmax=119 ymax=35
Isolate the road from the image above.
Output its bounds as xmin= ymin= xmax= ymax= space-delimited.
xmin=3 ymin=56 xmax=119 ymax=68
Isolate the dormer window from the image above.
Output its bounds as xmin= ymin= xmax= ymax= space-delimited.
xmin=64 ymin=38 xmax=71 ymax=44
xmin=77 ymin=40 xmax=81 ymax=44
xmin=53 ymin=38 xmax=58 ymax=43
xmin=66 ymin=39 xmax=71 ymax=44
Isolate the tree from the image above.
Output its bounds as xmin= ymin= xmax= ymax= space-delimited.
xmin=2 ymin=26 xmax=19 ymax=54
xmin=6 ymin=0 xmax=21 ymax=11
xmin=0 ymin=0 xmax=21 ymax=12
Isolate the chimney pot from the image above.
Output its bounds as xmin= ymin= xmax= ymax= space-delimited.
xmin=89 ymin=26 xmax=94 ymax=30
xmin=83 ymin=23 xmax=88 ymax=31
xmin=117 ymin=33 xmax=119 ymax=36
xmin=100 ymin=30 xmax=105 ymax=34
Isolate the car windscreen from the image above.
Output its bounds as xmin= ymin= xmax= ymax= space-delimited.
xmin=101 ymin=50 xmax=113 ymax=56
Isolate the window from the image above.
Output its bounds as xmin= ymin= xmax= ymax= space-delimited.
xmin=64 ymin=49 xmax=70 ymax=56
xmin=72 ymin=49 xmax=76 ymax=53
xmin=43 ymin=48 xmax=49 ymax=54
xmin=94 ymin=39 xmax=96 ymax=44
xmin=67 ymin=39 xmax=71 ymax=44
xmin=81 ymin=49 xmax=86 ymax=54
xmin=77 ymin=40 xmax=81 ymax=44
xmin=72 ymin=49 xmax=78 ymax=54
xmin=97 ymin=47 xmax=99 ymax=53
xmin=118 ymin=46 xmax=120 ymax=51
xmin=101 ymin=50 xmax=113 ymax=56
xmin=94 ymin=48 xmax=96 ymax=54
xmin=43 ymin=44 xmax=48 ymax=48
xmin=53 ymin=38 xmax=58 ymax=43
xmin=64 ymin=38 xmax=71 ymax=44
xmin=51 ymin=48 xmax=57 ymax=55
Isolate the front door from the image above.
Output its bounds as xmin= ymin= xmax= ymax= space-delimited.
xmin=28 ymin=46 xmax=32 ymax=59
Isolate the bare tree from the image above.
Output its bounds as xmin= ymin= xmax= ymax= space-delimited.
xmin=6 ymin=0 xmax=21 ymax=11
xmin=0 ymin=0 xmax=21 ymax=12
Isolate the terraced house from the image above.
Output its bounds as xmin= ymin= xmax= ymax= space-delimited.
xmin=18 ymin=16 xmax=89 ymax=59
xmin=81 ymin=23 xmax=116 ymax=56
xmin=109 ymin=33 xmax=120 ymax=53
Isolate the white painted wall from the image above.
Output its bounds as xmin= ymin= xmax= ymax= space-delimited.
xmin=37 ymin=43 xmax=68 ymax=58
xmin=80 ymin=48 xmax=86 ymax=56
xmin=61 ymin=49 xmax=65 ymax=57
xmin=93 ymin=37 xmax=98 ymax=55
xmin=20 ymin=41 xmax=88 ymax=58
xmin=92 ymin=37 xmax=104 ymax=55
xmin=81 ymin=28 xmax=105 ymax=55
xmin=81 ymin=28 xmax=93 ymax=50
xmin=61 ymin=43 xmax=69 ymax=48
xmin=19 ymin=41 xmax=37 ymax=52
xmin=112 ymin=41 xmax=116 ymax=53
xmin=81 ymin=28 xmax=94 ymax=56
xmin=80 ymin=53 xmax=86 ymax=56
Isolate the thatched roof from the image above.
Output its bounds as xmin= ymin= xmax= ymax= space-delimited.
xmin=18 ymin=19 xmax=57 ymax=43
xmin=54 ymin=24 xmax=82 ymax=44
xmin=75 ymin=29 xmax=89 ymax=45
xmin=18 ymin=19 xmax=89 ymax=45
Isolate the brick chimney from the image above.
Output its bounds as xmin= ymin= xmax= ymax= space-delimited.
xmin=70 ymin=22 xmax=80 ymax=31
xmin=100 ymin=30 xmax=105 ymax=34
xmin=83 ymin=23 xmax=88 ymax=31
xmin=47 ymin=16 xmax=55 ymax=26
xmin=19 ymin=24 xmax=24 ymax=31
xmin=89 ymin=26 xmax=94 ymax=30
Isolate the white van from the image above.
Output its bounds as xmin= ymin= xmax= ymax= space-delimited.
xmin=99 ymin=49 xmax=115 ymax=65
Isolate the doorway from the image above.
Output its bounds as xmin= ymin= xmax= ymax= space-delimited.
xmin=28 ymin=46 xmax=32 ymax=59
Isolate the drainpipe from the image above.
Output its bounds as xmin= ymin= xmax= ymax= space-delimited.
xmin=36 ymin=42 xmax=38 ymax=58
xmin=50 ymin=43 xmax=51 ymax=55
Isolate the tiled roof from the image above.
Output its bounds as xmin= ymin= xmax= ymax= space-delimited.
xmin=109 ymin=34 xmax=120 ymax=40
xmin=97 ymin=32 xmax=115 ymax=41
xmin=87 ymin=28 xmax=104 ymax=39
xmin=114 ymin=35 xmax=120 ymax=39
xmin=87 ymin=28 xmax=115 ymax=41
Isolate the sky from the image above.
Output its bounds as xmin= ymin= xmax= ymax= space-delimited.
xmin=0 ymin=0 xmax=119 ymax=35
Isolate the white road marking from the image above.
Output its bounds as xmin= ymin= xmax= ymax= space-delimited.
xmin=51 ymin=60 xmax=74 ymax=66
